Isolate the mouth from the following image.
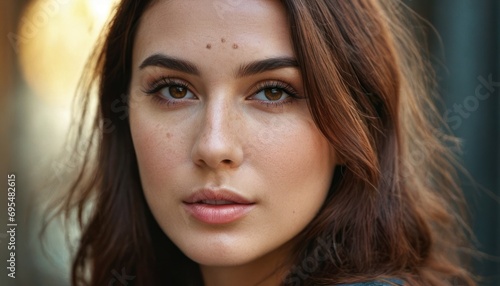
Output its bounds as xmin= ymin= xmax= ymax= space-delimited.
xmin=183 ymin=188 xmax=254 ymax=205
xmin=196 ymin=200 xmax=242 ymax=205
xmin=182 ymin=188 xmax=256 ymax=224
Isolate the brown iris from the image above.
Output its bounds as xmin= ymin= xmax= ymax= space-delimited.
xmin=169 ymin=86 xmax=188 ymax=98
xmin=264 ymin=88 xmax=283 ymax=101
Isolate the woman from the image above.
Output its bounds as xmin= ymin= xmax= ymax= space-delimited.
xmin=51 ymin=0 xmax=476 ymax=285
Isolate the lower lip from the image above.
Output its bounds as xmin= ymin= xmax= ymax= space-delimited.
xmin=183 ymin=203 xmax=255 ymax=224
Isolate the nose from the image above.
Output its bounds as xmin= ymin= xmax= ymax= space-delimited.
xmin=191 ymin=97 xmax=244 ymax=170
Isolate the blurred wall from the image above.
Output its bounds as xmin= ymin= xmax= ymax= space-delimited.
xmin=2 ymin=0 xmax=89 ymax=285
xmin=1 ymin=1 xmax=20 ymax=286
xmin=406 ymin=1 xmax=500 ymax=285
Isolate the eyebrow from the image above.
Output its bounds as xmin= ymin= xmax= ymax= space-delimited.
xmin=138 ymin=54 xmax=299 ymax=77
xmin=236 ymin=56 xmax=299 ymax=77
xmin=139 ymin=54 xmax=200 ymax=75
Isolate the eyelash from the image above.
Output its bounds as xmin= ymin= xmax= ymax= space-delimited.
xmin=252 ymin=80 xmax=301 ymax=108
xmin=142 ymin=77 xmax=192 ymax=106
xmin=142 ymin=77 xmax=302 ymax=108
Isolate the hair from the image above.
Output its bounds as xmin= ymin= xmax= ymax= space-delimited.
xmin=45 ymin=0 xmax=476 ymax=285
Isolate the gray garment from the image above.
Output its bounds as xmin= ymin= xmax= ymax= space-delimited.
xmin=340 ymin=279 xmax=403 ymax=286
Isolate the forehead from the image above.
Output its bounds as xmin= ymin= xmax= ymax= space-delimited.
xmin=132 ymin=0 xmax=294 ymax=65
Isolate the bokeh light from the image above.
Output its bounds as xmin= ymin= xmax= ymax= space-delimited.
xmin=18 ymin=0 xmax=118 ymax=105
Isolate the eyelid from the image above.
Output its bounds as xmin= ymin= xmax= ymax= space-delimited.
xmin=250 ymin=80 xmax=302 ymax=99
xmin=144 ymin=77 xmax=301 ymax=97
xmin=142 ymin=76 xmax=193 ymax=95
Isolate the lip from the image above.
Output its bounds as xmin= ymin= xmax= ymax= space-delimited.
xmin=182 ymin=188 xmax=255 ymax=224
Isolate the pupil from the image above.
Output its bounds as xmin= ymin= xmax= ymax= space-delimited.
xmin=264 ymin=88 xmax=282 ymax=101
xmin=169 ymin=86 xmax=187 ymax=98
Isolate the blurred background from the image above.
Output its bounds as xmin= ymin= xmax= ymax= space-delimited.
xmin=0 ymin=0 xmax=498 ymax=285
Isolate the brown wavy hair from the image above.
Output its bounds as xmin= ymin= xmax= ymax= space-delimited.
xmin=46 ymin=0 xmax=476 ymax=285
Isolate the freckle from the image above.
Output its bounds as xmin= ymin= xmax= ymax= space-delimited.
xmin=166 ymin=132 xmax=172 ymax=139
xmin=221 ymin=38 xmax=226 ymax=43
xmin=232 ymin=43 xmax=238 ymax=49
xmin=206 ymin=43 xmax=212 ymax=49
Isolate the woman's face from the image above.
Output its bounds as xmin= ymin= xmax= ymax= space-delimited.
xmin=129 ymin=0 xmax=337 ymax=268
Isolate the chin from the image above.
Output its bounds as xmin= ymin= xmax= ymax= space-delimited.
xmin=183 ymin=246 xmax=258 ymax=267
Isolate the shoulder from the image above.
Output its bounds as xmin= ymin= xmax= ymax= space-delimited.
xmin=339 ymin=279 xmax=404 ymax=286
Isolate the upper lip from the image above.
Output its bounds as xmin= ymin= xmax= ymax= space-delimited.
xmin=183 ymin=188 xmax=254 ymax=205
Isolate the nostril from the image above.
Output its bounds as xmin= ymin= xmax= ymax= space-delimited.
xmin=221 ymin=159 xmax=232 ymax=165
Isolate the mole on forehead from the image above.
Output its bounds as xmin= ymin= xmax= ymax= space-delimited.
xmin=205 ymin=40 xmax=239 ymax=49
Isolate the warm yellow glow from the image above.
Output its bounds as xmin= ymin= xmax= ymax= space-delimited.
xmin=17 ymin=0 xmax=118 ymax=105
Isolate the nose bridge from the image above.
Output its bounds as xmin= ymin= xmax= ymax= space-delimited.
xmin=192 ymin=93 xmax=243 ymax=169
xmin=203 ymin=95 xmax=235 ymax=141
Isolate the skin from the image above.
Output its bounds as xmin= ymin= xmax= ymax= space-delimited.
xmin=129 ymin=0 xmax=337 ymax=285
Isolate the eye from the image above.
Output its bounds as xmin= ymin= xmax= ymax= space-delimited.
xmin=248 ymin=81 xmax=302 ymax=109
xmin=142 ymin=77 xmax=197 ymax=105
xmin=253 ymin=87 xmax=290 ymax=102
xmin=159 ymin=85 xmax=196 ymax=100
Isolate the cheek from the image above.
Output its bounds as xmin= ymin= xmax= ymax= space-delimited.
xmin=250 ymin=117 xmax=335 ymax=214
xmin=129 ymin=109 xmax=186 ymax=190
xmin=255 ymin=116 xmax=333 ymax=180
